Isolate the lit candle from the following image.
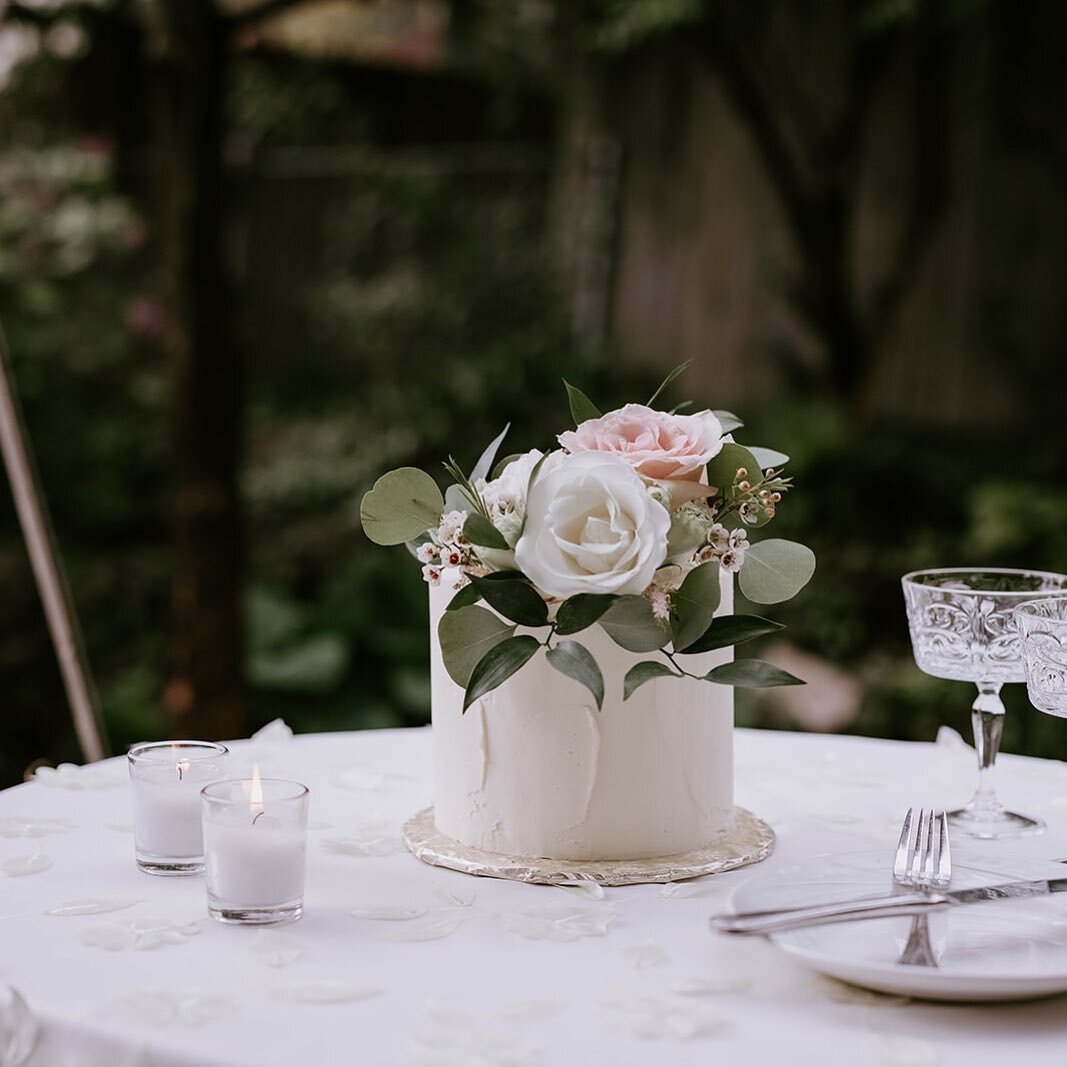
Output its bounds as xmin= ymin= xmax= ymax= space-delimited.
xmin=127 ymin=741 xmax=229 ymax=876
xmin=201 ymin=769 xmax=309 ymax=925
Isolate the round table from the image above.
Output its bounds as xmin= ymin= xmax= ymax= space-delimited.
xmin=1 ymin=725 xmax=1066 ymax=1067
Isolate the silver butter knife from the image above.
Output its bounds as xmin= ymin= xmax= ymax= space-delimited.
xmin=711 ymin=876 xmax=1067 ymax=936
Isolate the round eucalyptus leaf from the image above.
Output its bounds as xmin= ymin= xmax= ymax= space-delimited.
xmin=438 ymin=606 xmax=516 ymax=688
xmin=360 ymin=468 xmax=444 ymax=546
xmin=738 ymin=539 xmax=816 ymax=604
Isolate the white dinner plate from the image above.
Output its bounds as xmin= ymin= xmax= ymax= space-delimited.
xmin=726 ymin=850 xmax=1067 ymax=1001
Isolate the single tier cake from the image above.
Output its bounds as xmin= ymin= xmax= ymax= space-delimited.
xmin=429 ymin=572 xmax=735 ymax=862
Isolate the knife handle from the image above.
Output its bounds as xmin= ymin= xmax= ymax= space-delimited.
xmin=710 ymin=891 xmax=949 ymax=936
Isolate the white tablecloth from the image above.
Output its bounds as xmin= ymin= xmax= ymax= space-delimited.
xmin=1 ymin=725 xmax=1066 ymax=1067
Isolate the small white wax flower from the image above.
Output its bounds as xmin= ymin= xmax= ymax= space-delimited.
xmin=719 ymin=547 xmax=745 ymax=573
xmin=422 ymin=564 xmax=442 ymax=586
xmin=416 ymin=542 xmax=438 ymax=564
xmin=440 ymin=546 xmax=464 ymax=568
xmin=437 ymin=511 xmax=468 ymax=545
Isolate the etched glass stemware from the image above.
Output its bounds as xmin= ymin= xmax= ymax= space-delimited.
xmin=902 ymin=567 xmax=1067 ymax=839
xmin=1017 ymin=594 xmax=1067 ymax=719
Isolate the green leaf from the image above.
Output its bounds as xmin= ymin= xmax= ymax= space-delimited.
xmin=738 ymin=539 xmax=816 ymax=604
xmin=554 ymin=594 xmax=619 ymax=635
xmin=471 ymin=423 xmax=511 ymax=485
xmin=678 ymin=614 xmax=785 ymax=655
xmin=564 ymin=380 xmax=602 ymax=425
xmin=705 ymin=443 xmax=760 ymax=494
xmin=469 ymin=576 xmax=549 ymax=628
xmin=360 ymin=468 xmax=444 ymax=546
xmin=599 ymin=595 xmax=671 ymax=652
xmin=463 ymin=635 xmax=541 ymax=711
xmin=444 ymin=482 xmax=479 ymax=514
xmin=704 ymin=658 xmax=805 ymax=687
xmin=463 ymin=512 xmax=509 ymax=550
xmin=445 ymin=583 xmax=481 ymax=611
xmin=646 ymin=360 xmax=692 ymax=408
xmin=748 ymin=445 xmax=789 ymax=470
xmin=712 ymin=409 xmax=744 ymax=433
xmin=545 ymin=640 xmax=604 ymax=710
xmin=438 ymin=606 xmax=516 ymax=688
xmin=624 ymin=661 xmax=678 ymax=700
xmin=670 ymin=562 xmax=722 ymax=652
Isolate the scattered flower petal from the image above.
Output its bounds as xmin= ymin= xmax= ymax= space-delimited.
xmin=1 ymin=853 xmax=51 ymax=877
xmin=0 ymin=817 xmax=75 ymax=838
xmin=555 ymin=880 xmax=605 ymax=900
xmin=503 ymin=903 xmax=614 ymax=942
xmin=350 ymin=906 xmax=428 ymax=922
xmin=250 ymin=718 xmax=293 ymax=744
xmin=434 ymin=885 xmax=476 ymax=908
xmin=671 ymin=975 xmax=752 ymax=996
xmin=81 ymin=915 xmax=201 ymax=951
xmin=871 ymin=1034 xmax=940 ymax=1066
xmin=496 ymin=1001 xmax=564 ymax=1022
xmin=382 ymin=916 xmax=463 ymax=942
xmin=600 ymin=995 xmax=725 ymax=1040
xmin=33 ymin=763 xmax=121 ymax=790
xmin=46 ymin=898 xmax=141 ymax=917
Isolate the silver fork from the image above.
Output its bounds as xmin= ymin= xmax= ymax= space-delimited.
xmin=892 ymin=807 xmax=951 ymax=967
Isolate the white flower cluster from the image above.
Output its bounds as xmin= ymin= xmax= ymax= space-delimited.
xmin=696 ymin=523 xmax=748 ymax=573
xmin=417 ymin=510 xmax=474 ymax=586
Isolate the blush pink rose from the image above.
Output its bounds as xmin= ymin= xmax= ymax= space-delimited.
xmin=558 ymin=404 xmax=725 ymax=481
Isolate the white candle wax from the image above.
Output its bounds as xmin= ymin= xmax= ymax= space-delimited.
xmin=131 ymin=773 xmax=204 ymax=858
xmin=204 ymin=820 xmax=306 ymax=907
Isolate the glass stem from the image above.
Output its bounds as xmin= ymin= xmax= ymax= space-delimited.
xmin=970 ymin=682 xmax=1005 ymax=813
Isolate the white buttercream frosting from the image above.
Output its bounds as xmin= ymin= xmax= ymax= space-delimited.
xmin=429 ymin=573 xmax=735 ymax=861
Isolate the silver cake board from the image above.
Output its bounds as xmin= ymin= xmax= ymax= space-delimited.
xmin=402 ymin=806 xmax=775 ymax=887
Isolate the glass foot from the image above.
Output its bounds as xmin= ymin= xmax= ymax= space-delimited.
xmin=947 ymin=806 xmax=1044 ymax=840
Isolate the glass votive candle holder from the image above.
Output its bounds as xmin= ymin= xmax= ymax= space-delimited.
xmin=1017 ymin=594 xmax=1067 ymax=718
xmin=128 ymin=741 xmax=229 ymax=876
xmin=201 ymin=776 xmax=309 ymax=926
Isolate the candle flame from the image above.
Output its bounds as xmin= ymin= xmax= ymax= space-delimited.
xmin=249 ymin=764 xmax=264 ymax=819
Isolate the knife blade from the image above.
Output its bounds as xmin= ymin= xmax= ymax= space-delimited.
xmin=710 ymin=876 xmax=1067 ymax=936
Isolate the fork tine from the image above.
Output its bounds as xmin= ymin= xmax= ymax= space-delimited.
xmin=936 ymin=810 xmax=952 ymax=886
xmin=924 ymin=808 xmax=938 ymax=884
xmin=893 ymin=807 xmax=914 ymax=882
xmin=910 ymin=808 xmax=931 ymax=885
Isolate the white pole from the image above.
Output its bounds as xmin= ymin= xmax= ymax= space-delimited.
xmin=0 ymin=319 xmax=107 ymax=763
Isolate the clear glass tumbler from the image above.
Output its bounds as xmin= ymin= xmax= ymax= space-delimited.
xmin=127 ymin=740 xmax=229 ymax=875
xmin=201 ymin=776 xmax=309 ymax=925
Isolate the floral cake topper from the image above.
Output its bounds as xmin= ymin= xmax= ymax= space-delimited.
xmin=360 ymin=364 xmax=815 ymax=711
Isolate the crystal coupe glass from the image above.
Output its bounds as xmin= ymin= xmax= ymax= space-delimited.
xmin=902 ymin=568 xmax=1067 ymax=839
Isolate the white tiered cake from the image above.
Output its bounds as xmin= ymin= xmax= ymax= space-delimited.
xmin=428 ymin=572 xmax=735 ymax=862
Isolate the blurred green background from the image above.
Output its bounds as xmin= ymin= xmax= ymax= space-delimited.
xmin=2 ymin=0 xmax=1066 ymax=787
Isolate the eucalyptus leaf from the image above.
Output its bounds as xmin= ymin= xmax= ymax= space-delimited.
xmin=564 ymin=381 xmax=602 ymax=425
xmin=670 ymin=563 xmax=722 ymax=652
xmin=705 ymin=443 xmax=760 ymax=494
xmin=623 ymin=661 xmax=678 ymax=700
xmin=463 ymin=635 xmax=541 ymax=711
xmin=438 ymin=606 xmax=516 ymax=688
xmin=469 ymin=576 xmax=549 ymax=628
xmin=444 ymin=482 xmax=478 ymax=514
xmin=678 ymin=614 xmax=785 ymax=655
xmin=599 ymin=596 xmax=671 ymax=653
xmin=445 ymin=583 xmax=481 ymax=611
xmin=545 ymin=640 xmax=604 ymax=710
xmin=738 ymin=539 xmax=816 ymax=604
xmin=360 ymin=468 xmax=444 ymax=546
xmin=646 ymin=360 xmax=692 ymax=409
xmin=712 ymin=409 xmax=744 ymax=433
xmin=704 ymin=659 xmax=804 ymax=687
xmin=471 ymin=424 xmax=511 ymax=485
xmin=554 ymin=594 xmax=619 ymax=636
xmin=748 ymin=445 xmax=789 ymax=470
xmin=462 ymin=513 xmax=509 ymax=550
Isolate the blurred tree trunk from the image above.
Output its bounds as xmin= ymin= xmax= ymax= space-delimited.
xmin=150 ymin=0 xmax=246 ymax=741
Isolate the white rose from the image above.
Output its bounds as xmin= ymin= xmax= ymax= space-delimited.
xmin=515 ymin=452 xmax=670 ymax=598
xmin=479 ymin=449 xmax=544 ymax=523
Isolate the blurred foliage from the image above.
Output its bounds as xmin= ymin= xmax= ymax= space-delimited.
xmin=1 ymin=0 xmax=1066 ymax=791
